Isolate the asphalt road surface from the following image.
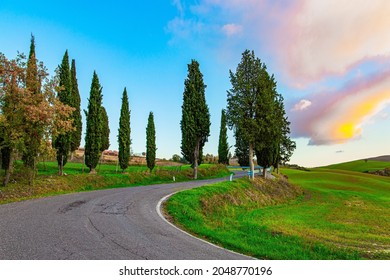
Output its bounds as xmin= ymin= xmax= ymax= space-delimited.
xmin=0 ymin=173 xmax=252 ymax=260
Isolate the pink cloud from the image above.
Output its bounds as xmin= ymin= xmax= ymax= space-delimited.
xmin=272 ymin=0 xmax=390 ymax=85
xmin=289 ymin=69 xmax=390 ymax=145
xmin=174 ymin=0 xmax=390 ymax=85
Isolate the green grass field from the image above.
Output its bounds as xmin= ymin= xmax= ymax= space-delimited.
xmin=322 ymin=159 xmax=390 ymax=172
xmin=0 ymin=161 xmax=229 ymax=204
xmin=165 ymin=161 xmax=390 ymax=259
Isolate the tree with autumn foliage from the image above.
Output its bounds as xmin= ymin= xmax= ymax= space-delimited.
xmin=0 ymin=41 xmax=74 ymax=186
xmin=22 ymin=35 xmax=44 ymax=176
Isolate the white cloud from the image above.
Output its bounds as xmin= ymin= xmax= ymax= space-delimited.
xmin=292 ymin=99 xmax=312 ymax=111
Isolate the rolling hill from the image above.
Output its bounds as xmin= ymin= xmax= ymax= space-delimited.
xmin=321 ymin=156 xmax=390 ymax=173
xmin=367 ymin=155 xmax=390 ymax=162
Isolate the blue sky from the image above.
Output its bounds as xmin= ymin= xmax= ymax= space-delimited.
xmin=1 ymin=0 xmax=389 ymax=167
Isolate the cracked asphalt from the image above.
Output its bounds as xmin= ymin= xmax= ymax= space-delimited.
xmin=0 ymin=173 xmax=251 ymax=260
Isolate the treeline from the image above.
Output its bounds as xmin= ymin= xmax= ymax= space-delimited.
xmin=1 ymin=36 xmax=295 ymax=186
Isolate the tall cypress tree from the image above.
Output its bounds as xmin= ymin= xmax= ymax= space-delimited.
xmin=84 ymin=71 xmax=102 ymax=173
xmin=118 ymin=87 xmax=131 ymax=171
xmin=69 ymin=59 xmax=82 ymax=156
xmin=26 ymin=35 xmax=40 ymax=95
xmin=146 ymin=111 xmax=156 ymax=172
xmin=22 ymin=35 xmax=42 ymax=173
xmin=100 ymin=106 xmax=110 ymax=152
xmin=218 ymin=109 xmax=229 ymax=165
xmin=54 ymin=50 xmax=72 ymax=175
xmin=180 ymin=59 xmax=210 ymax=179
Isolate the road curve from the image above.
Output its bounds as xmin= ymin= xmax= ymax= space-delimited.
xmin=0 ymin=173 xmax=251 ymax=260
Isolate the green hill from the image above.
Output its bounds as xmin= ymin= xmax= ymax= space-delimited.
xmin=322 ymin=158 xmax=390 ymax=173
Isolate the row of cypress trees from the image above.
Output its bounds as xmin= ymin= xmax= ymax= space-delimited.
xmin=55 ymin=57 xmax=156 ymax=174
xmin=57 ymin=50 xmax=293 ymax=178
xmin=54 ymin=53 xmax=112 ymax=175
xmin=84 ymin=82 xmax=155 ymax=174
xmin=54 ymin=51 xmax=82 ymax=175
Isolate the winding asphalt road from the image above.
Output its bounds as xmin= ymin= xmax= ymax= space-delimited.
xmin=0 ymin=173 xmax=251 ymax=260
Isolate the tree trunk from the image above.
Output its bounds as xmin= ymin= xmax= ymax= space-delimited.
xmin=27 ymin=159 xmax=36 ymax=186
xmin=276 ymin=162 xmax=280 ymax=174
xmin=249 ymin=143 xmax=254 ymax=180
xmin=58 ymin=155 xmax=64 ymax=176
xmin=2 ymin=153 xmax=14 ymax=187
xmin=89 ymin=168 xmax=96 ymax=174
xmin=263 ymin=166 xmax=266 ymax=178
xmin=193 ymin=140 xmax=200 ymax=180
xmin=70 ymin=151 xmax=75 ymax=161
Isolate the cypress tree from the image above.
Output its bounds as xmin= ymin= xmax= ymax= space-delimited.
xmin=26 ymin=35 xmax=40 ymax=95
xmin=234 ymin=128 xmax=250 ymax=167
xmin=226 ymin=49 xmax=272 ymax=179
xmin=253 ymin=71 xmax=279 ymax=177
xmin=100 ymin=106 xmax=110 ymax=152
xmin=54 ymin=50 xmax=72 ymax=175
xmin=218 ymin=109 xmax=229 ymax=165
xmin=22 ymin=35 xmax=42 ymax=173
xmin=118 ymin=87 xmax=131 ymax=171
xmin=69 ymin=59 xmax=82 ymax=157
xmin=84 ymin=71 xmax=103 ymax=173
xmin=146 ymin=111 xmax=156 ymax=172
xmin=180 ymin=59 xmax=210 ymax=179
